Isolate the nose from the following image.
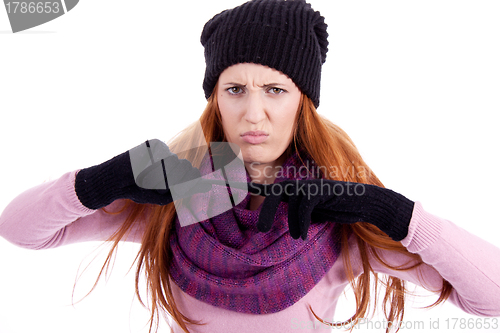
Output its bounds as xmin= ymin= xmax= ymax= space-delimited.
xmin=243 ymin=93 xmax=267 ymax=124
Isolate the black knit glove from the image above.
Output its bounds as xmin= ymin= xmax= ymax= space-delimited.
xmin=252 ymin=179 xmax=414 ymax=241
xmin=75 ymin=139 xmax=211 ymax=210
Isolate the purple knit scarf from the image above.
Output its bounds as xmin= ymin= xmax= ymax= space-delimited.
xmin=169 ymin=151 xmax=342 ymax=314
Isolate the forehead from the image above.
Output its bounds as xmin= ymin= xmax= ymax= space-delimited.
xmin=219 ymin=63 xmax=293 ymax=84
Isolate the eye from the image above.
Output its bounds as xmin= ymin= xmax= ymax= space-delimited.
xmin=268 ymin=87 xmax=286 ymax=94
xmin=227 ymin=86 xmax=244 ymax=95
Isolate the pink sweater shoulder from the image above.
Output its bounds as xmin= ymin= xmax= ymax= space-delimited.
xmin=1 ymin=170 xmax=500 ymax=333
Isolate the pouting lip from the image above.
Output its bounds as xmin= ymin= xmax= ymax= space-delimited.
xmin=241 ymin=130 xmax=269 ymax=137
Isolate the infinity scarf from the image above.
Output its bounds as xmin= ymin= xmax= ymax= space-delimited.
xmin=169 ymin=151 xmax=342 ymax=314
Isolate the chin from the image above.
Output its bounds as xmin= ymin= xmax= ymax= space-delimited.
xmin=241 ymin=146 xmax=285 ymax=166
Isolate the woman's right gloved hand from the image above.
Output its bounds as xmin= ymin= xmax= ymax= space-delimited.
xmin=75 ymin=139 xmax=211 ymax=210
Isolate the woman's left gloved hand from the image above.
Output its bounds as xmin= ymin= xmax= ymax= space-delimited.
xmin=252 ymin=179 xmax=415 ymax=241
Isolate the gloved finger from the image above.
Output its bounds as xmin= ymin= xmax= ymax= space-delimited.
xmin=147 ymin=139 xmax=173 ymax=161
xmin=135 ymin=161 xmax=167 ymax=190
xmin=248 ymin=182 xmax=272 ymax=196
xmin=155 ymin=188 xmax=171 ymax=195
xmin=169 ymin=161 xmax=206 ymax=197
xmin=173 ymin=177 xmax=213 ymax=198
xmin=164 ymin=158 xmax=196 ymax=186
xmin=175 ymin=179 xmax=270 ymax=197
xmin=161 ymin=154 xmax=181 ymax=178
xmin=298 ymin=193 xmax=323 ymax=240
xmin=178 ymin=163 xmax=203 ymax=184
xmin=257 ymin=190 xmax=284 ymax=233
xmin=129 ymin=140 xmax=175 ymax=189
xmin=193 ymin=180 xmax=268 ymax=194
xmin=287 ymin=191 xmax=302 ymax=240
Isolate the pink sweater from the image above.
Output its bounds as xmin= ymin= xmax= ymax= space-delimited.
xmin=1 ymin=170 xmax=500 ymax=332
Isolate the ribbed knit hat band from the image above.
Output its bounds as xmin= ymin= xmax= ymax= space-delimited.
xmin=201 ymin=0 xmax=328 ymax=108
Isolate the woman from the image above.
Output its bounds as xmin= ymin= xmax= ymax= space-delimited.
xmin=1 ymin=1 xmax=499 ymax=332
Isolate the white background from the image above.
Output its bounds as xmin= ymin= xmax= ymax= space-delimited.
xmin=1 ymin=1 xmax=499 ymax=332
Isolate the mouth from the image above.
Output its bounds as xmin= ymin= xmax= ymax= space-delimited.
xmin=241 ymin=131 xmax=269 ymax=144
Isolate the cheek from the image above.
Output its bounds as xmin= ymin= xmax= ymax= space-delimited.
xmin=274 ymin=99 xmax=300 ymax=134
xmin=275 ymin=114 xmax=296 ymax=141
xmin=218 ymin=98 xmax=238 ymax=139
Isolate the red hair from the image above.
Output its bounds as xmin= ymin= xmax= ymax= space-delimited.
xmin=94 ymin=87 xmax=452 ymax=333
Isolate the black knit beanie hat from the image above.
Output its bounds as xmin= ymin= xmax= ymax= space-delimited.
xmin=201 ymin=0 xmax=328 ymax=108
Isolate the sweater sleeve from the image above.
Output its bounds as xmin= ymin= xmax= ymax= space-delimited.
xmin=0 ymin=170 xmax=144 ymax=250
xmin=371 ymin=201 xmax=500 ymax=317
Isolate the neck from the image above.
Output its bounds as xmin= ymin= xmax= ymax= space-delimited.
xmin=245 ymin=153 xmax=287 ymax=184
xmin=244 ymin=153 xmax=287 ymax=210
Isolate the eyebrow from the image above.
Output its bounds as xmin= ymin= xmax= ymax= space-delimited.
xmin=261 ymin=83 xmax=287 ymax=88
xmin=221 ymin=82 xmax=246 ymax=87
xmin=220 ymin=82 xmax=287 ymax=88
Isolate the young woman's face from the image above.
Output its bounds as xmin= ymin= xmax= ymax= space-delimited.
xmin=217 ymin=63 xmax=301 ymax=168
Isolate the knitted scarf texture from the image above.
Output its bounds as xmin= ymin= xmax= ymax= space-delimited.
xmin=169 ymin=151 xmax=342 ymax=314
